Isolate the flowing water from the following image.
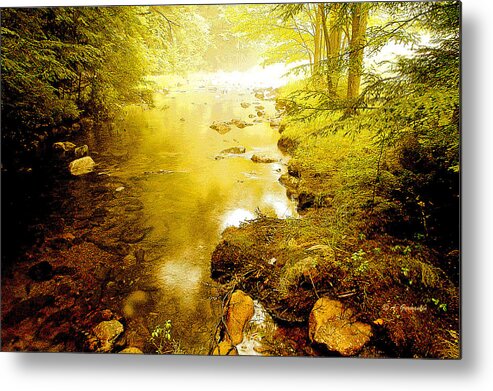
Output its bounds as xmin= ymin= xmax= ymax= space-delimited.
xmin=82 ymin=79 xmax=295 ymax=352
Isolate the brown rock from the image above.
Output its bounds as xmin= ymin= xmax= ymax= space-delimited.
xmin=224 ymin=290 xmax=254 ymax=345
xmin=92 ymin=320 xmax=124 ymax=352
xmin=53 ymin=141 xmax=76 ymax=154
xmin=220 ymin=146 xmax=246 ymax=155
xmin=119 ymin=347 xmax=143 ymax=354
xmin=68 ymin=156 xmax=95 ymax=176
xmin=308 ymin=297 xmax=372 ymax=356
xmin=74 ymin=144 xmax=89 ymax=159
xmin=251 ymin=154 xmax=279 ymax=164
xmin=230 ymin=119 xmax=247 ymax=129
xmin=212 ymin=340 xmax=238 ymax=355
xmin=210 ymin=121 xmax=231 ymax=134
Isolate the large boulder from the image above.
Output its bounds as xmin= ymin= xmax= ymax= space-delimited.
xmin=308 ymin=297 xmax=372 ymax=356
xmin=68 ymin=156 xmax=95 ymax=176
xmin=92 ymin=320 xmax=124 ymax=353
xmin=224 ymin=290 xmax=254 ymax=346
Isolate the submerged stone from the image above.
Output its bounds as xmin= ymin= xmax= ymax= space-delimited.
xmin=251 ymin=154 xmax=279 ymax=164
xmin=230 ymin=118 xmax=247 ymax=129
xmin=210 ymin=121 xmax=231 ymax=134
xmin=219 ymin=146 xmax=246 ymax=155
xmin=68 ymin=156 xmax=95 ymax=176
xmin=123 ymin=290 xmax=149 ymax=318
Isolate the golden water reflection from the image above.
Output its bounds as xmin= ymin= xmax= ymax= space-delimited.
xmin=96 ymin=73 xmax=297 ymax=352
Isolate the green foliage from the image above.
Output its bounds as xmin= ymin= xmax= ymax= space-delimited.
xmin=351 ymin=248 xmax=366 ymax=262
xmin=149 ymin=320 xmax=185 ymax=354
xmin=429 ymin=298 xmax=448 ymax=312
xmin=1 ymin=6 xmax=158 ymax=165
xmin=392 ymin=245 xmax=412 ymax=255
xmin=279 ymin=1 xmax=460 ymax=252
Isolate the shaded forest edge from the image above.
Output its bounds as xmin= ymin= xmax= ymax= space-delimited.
xmin=210 ymin=2 xmax=460 ymax=358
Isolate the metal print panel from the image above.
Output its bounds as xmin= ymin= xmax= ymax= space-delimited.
xmin=1 ymin=1 xmax=461 ymax=358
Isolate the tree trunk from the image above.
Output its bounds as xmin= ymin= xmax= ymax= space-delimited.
xmin=313 ymin=4 xmax=322 ymax=79
xmin=325 ymin=3 xmax=343 ymax=96
xmin=347 ymin=3 xmax=369 ymax=101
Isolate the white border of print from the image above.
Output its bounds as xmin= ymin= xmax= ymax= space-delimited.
xmin=1 ymin=1 xmax=493 ymax=391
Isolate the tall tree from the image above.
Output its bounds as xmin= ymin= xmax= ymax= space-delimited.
xmin=324 ymin=3 xmax=345 ymax=96
xmin=346 ymin=3 xmax=369 ymax=101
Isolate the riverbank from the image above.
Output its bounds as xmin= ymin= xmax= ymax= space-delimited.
xmin=210 ymin=89 xmax=460 ymax=358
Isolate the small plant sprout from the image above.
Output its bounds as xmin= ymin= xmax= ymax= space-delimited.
xmin=351 ymin=249 xmax=366 ymax=262
xmin=150 ymin=320 xmax=174 ymax=354
xmin=430 ymin=298 xmax=448 ymax=313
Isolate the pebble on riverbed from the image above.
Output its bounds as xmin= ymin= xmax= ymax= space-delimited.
xmin=219 ymin=146 xmax=246 ymax=155
xmin=210 ymin=121 xmax=231 ymax=134
xmin=251 ymin=154 xmax=279 ymax=164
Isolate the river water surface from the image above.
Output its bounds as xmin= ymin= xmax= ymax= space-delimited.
xmin=81 ymin=77 xmax=296 ymax=353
